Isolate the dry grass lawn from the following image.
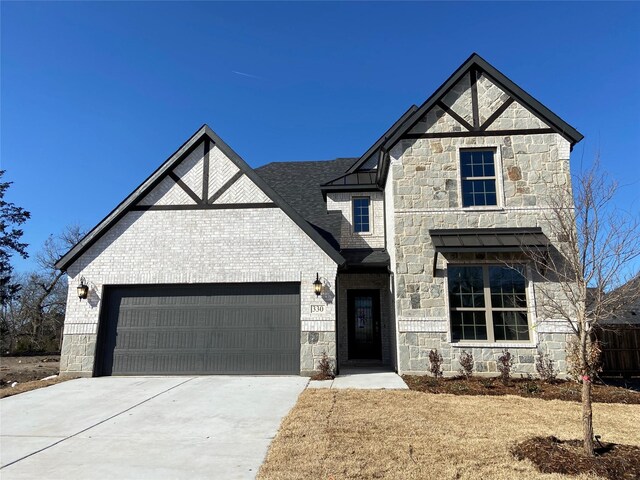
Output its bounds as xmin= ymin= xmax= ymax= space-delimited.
xmin=0 ymin=377 xmax=70 ymax=399
xmin=258 ymin=390 xmax=640 ymax=480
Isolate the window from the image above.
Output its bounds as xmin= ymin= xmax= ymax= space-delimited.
xmin=353 ymin=197 xmax=370 ymax=233
xmin=460 ymin=149 xmax=497 ymax=207
xmin=447 ymin=265 xmax=530 ymax=343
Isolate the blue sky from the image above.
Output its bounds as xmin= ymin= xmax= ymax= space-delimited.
xmin=2 ymin=1 xmax=639 ymax=272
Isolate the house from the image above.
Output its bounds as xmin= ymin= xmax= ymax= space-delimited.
xmin=56 ymin=53 xmax=583 ymax=377
xmin=594 ymin=276 xmax=640 ymax=377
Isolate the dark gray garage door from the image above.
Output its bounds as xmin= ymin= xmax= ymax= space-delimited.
xmin=96 ymin=283 xmax=300 ymax=375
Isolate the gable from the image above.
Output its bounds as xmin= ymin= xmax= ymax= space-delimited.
xmin=56 ymin=125 xmax=345 ymax=271
xmin=406 ymin=70 xmax=551 ymax=136
xmin=134 ymin=140 xmax=271 ymax=209
xmin=366 ymin=53 xmax=583 ymax=186
xmin=382 ymin=54 xmax=582 ymax=149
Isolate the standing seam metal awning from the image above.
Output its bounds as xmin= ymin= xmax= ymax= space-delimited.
xmin=429 ymin=227 xmax=550 ymax=276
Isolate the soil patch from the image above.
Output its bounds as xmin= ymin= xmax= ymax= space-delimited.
xmin=403 ymin=375 xmax=640 ymax=404
xmin=512 ymin=436 xmax=640 ymax=480
xmin=1 ymin=355 xmax=60 ymax=388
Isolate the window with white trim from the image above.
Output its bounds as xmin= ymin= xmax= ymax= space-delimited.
xmin=353 ymin=197 xmax=370 ymax=233
xmin=447 ymin=265 xmax=530 ymax=342
xmin=460 ymin=149 xmax=497 ymax=207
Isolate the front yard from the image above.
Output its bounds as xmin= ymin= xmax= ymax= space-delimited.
xmin=258 ymin=389 xmax=640 ymax=480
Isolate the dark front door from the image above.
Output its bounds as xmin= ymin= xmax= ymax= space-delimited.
xmin=347 ymin=290 xmax=381 ymax=360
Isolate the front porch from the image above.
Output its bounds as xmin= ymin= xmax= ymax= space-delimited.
xmin=335 ymin=269 xmax=396 ymax=373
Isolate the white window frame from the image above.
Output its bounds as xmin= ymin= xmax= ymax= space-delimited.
xmin=456 ymin=146 xmax=505 ymax=210
xmin=444 ymin=262 xmax=536 ymax=347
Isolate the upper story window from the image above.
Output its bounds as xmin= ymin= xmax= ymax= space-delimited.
xmin=353 ymin=197 xmax=370 ymax=233
xmin=460 ymin=149 xmax=497 ymax=207
xmin=447 ymin=265 xmax=530 ymax=343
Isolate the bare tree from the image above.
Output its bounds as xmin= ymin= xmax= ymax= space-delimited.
xmin=0 ymin=225 xmax=84 ymax=353
xmin=527 ymin=158 xmax=640 ymax=455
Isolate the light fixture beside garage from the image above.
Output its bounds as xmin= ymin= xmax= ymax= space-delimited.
xmin=77 ymin=277 xmax=89 ymax=301
xmin=313 ymin=273 xmax=323 ymax=296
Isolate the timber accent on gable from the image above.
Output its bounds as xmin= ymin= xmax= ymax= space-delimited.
xmin=132 ymin=137 xmax=274 ymax=211
xmin=365 ymin=53 xmax=583 ymax=187
xmin=404 ymin=67 xmax=553 ymax=139
xmin=56 ymin=125 xmax=345 ymax=271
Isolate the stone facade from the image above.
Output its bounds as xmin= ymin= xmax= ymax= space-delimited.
xmin=60 ymin=139 xmax=339 ymax=377
xmin=387 ymin=71 xmax=576 ymax=375
xmin=397 ymin=331 xmax=571 ymax=376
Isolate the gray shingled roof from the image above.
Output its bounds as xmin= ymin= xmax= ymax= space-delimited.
xmin=602 ymin=276 xmax=640 ymax=325
xmin=256 ymin=158 xmax=356 ymax=249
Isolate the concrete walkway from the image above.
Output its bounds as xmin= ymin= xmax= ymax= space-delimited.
xmin=0 ymin=376 xmax=308 ymax=479
xmin=308 ymin=369 xmax=408 ymax=389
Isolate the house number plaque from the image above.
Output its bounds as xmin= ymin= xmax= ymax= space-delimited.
xmin=310 ymin=305 xmax=325 ymax=314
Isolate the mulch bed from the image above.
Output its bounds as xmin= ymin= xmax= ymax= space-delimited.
xmin=402 ymin=375 xmax=640 ymax=404
xmin=512 ymin=436 xmax=640 ymax=480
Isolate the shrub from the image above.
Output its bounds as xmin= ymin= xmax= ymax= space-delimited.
xmin=429 ymin=349 xmax=444 ymax=379
xmin=458 ymin=350 xmax=474 ymax=379
xmin=311 ymin=351 xmax=335 ymax=380
xmin=535 ymin=349 xmax=557 ymax=383
xmin=520 ymin=374 xmax=541 ymax=395
xmin=497 ymin=349 xmax=513 ymax=385
xmin=480 ymin=377 xmax=495 ymax=389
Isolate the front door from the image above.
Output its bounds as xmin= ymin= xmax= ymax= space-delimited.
xmin=347 ymin=290 xmax=381 ymax=360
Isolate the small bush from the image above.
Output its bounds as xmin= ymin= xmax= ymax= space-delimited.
xmin=480 ymin=377 xmax=495 ymax=389
xmin=497 ymin=349 xmax=513 ymax=385
xmin=458 ymin=350 xmax=474 ymax=379
xmin=311 ymin=351 xmax=335 ymax=380
xmin=429 ymin=349 xmax=444 ymax=379
xmin=535 ymin=349 xmax=557 ymax=383
xmin=520 ymin=374 xmax=541 ymax=395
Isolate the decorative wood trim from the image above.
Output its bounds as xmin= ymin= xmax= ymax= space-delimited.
xmin=202 ymin=138 xmax=211 ymax=202
xmin=403 ymin=128 xmax=555 ymax=140
xmin=436 ymin=101 xmax=473 ymax=132
xmin=131 ymin=203 xmax=278 ymax=211
xmin=207 ymin=170 xmax=244 ymax=204
xmin=470 ymin=68 xmax=480 ymax=129
xmin=479 ymin=97 xmax=515 ymax=132
xmin=168 ymin=171 xmax=202 ymax=204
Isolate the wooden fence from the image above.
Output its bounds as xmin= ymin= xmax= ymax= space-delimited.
xmin=594 ymin=325 xmax=640 ymax=377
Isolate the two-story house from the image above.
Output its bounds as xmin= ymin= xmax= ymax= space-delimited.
xmin=56 ymin=54 xmax=583 ymax=377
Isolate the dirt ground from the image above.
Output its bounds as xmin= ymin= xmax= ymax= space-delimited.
xmin=257 ymin=389 xmax=640 ymax=480
xmin=403 ymin=375 xmax=640 ymax=404
xmin=0 ymin=355 xmax=60 ymax=388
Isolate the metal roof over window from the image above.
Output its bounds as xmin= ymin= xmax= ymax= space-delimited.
xmin=429 ymin=227 xmax=550 ymax=275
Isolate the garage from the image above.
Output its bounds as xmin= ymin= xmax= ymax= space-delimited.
xmin=95 ymin=283 xmax=301 ymax=376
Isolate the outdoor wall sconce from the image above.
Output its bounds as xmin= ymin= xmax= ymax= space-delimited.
xmin=77 ymin=277 xmax=89 ymax=301
xmin=313 ymin=273 xmax=323 ymax=296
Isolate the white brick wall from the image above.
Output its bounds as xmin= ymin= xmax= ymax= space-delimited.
xmin=61 ymin=141 xmax=340 ymax=375
xmin=326 ymin=191 xmax=385 ymax=248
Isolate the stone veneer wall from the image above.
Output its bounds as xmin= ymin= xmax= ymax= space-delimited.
xmin=336 ymin=273 xmax=394 ymax=367
xmin=326 ymin=192 xmax=384 ymax=248
xmin=390 ymin=93 xmax=577 ymax=375
xmin=398 ymin=332 xmax=572 ymax=375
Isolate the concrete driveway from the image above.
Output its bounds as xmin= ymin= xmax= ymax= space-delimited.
xmin=0 ymin=376 xmax=308 ymax=479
